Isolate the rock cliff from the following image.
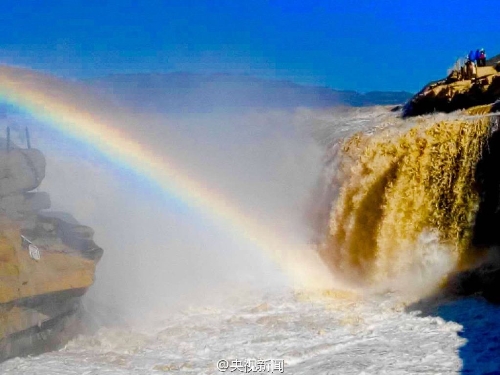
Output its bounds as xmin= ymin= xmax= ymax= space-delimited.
xmin=403 ymin=65 xmax=500 ymax=117
xmin=0 ymin=144 xmax=102 ymax=361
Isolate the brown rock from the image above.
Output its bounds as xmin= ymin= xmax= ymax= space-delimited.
xmin=404 ymin=66 xmax=500 ymax=117
xmin=0 ymin=149 xmax=45 ymax=196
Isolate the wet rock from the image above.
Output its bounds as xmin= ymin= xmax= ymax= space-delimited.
xmin=446 ymin=264 xmax=500 ymax=304
xmin=0 ymin=147 xmax=103 ymax=361
xmin=23 ymin=212 xmax=104 ymax=261
xmin=41 ymin=222 xmax=55 ymax=232
xmin=0 ymin=192 xmax=50 ymax=218
xmin=404 ymin=66 xmax=500 ymax=117
xmin=22 ymin=192 xmax=51 ymax=213
xmin=0 ymin=149 xmax=45 ymax=196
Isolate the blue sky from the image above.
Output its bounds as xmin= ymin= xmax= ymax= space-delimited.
xmin=0 ymin=0 xmax=497 ymax=92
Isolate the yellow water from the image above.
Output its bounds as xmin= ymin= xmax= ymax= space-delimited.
xmin=319 ymin=115 xmax=493 ymax=287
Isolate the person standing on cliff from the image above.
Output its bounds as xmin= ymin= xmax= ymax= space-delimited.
xmin=468 ymin=50 xmax=476 ymax=65
xmin=470 ymin=60 xmax=477 ymax=80
xmin=478 ymin=49 xmax=487 ymax=67
xmin=475 ymin=49 xmax=482 ymax=66
xmin=464 ymin=60 xmax=471 ymax=79
xmin=465 ymin=60 xmax=477 ymax=81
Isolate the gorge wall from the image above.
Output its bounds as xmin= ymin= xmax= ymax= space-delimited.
xmin=0 ymin=142 xmax=102 ymax=361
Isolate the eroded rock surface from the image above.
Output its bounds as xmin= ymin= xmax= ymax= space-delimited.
xmin=0 ymin=145 xmax=102 ymax=361
xmin=404 ymin=65 xmax=500 ymax=117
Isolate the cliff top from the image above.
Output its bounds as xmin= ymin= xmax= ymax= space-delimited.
xmin=403 ymin=55 xmax=500 ymax=117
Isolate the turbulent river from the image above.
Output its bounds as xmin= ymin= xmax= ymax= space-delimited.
xmin=0 ymin=290 xmax=466 ymax=375
xmin=3 ymin=289 xmax=500 ymax=374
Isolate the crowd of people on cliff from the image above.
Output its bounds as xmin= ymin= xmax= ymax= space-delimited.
xmin=469 ymin=49 xmax=487 ymax=67
xmin=449 ymin=48 xmax=487 ymax=82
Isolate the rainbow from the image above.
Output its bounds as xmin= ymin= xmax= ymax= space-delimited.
xmin=0 ymin=65 xmax=335 ymax=289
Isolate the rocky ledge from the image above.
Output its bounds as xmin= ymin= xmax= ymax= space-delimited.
xmin=403 ymin=62 xmax=500 ymax=117
xmin=0 ymin=145 xmax=102 ymax=361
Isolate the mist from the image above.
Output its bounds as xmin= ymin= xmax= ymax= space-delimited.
xmin=1 ymin=81 xmax=329 ymax=322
